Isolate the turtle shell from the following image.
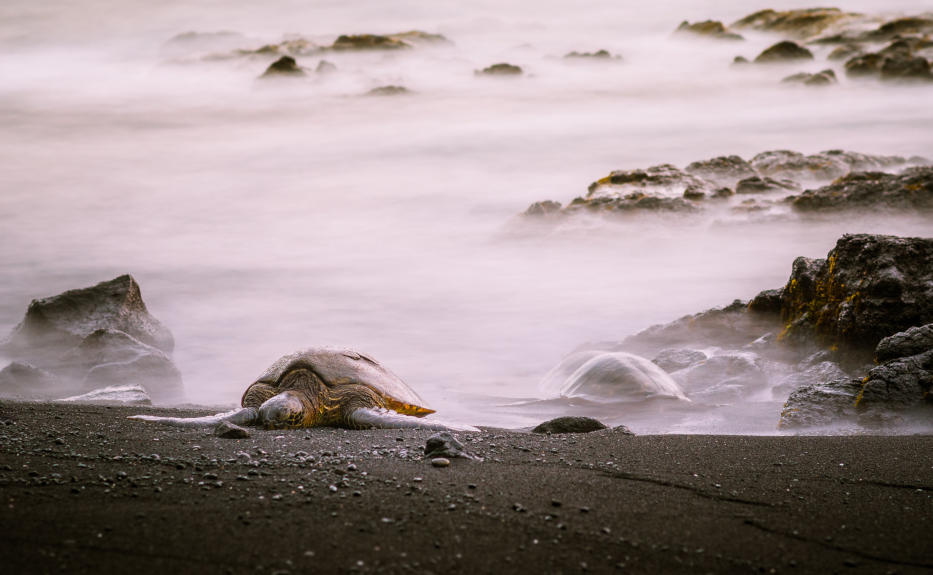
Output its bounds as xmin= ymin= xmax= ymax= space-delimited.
xmin=253 ymin=347 xmax=434 ymax=416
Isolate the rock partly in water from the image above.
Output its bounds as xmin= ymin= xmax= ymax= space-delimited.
xmin=772 ymin=360 xmax=849 ymax=401
xmin=859 ymin=349 xmax=933 ymax=409
xmin=651 ymin=348 xmax=708 ymax=373
xmin=675 ymin=21 xmax=744 ymax=41
xmin=880 ymin=55 xmax=933 ymax=82
xmin=60 ymin=384 xmax=152 ymax=406
xmin=671 ymin=351 xmax=769 ymax=402
xmin=424 ymin=432 xmax=480 ymax=460
xmin=3 ymin=274 xmax=174 ymax=358
xmin=778 ymin=378 xmax=863 ymax=428
xmin=0 ymin=362 xmax=61 ymax=398
xmin=523 ymin=200 xmax=562 ymax=217
xmin=781 ymin=69 xmax=837 ymax=86
xmin=476 ymin=63 xmax=523 ymax=76
xmin=330 ymin=34 xmax=410 ymax=51
xmin=778 ymin=234 xmax=933 ymax=355
xmin=550 ymin=351 xmax=690 ymax=402
xmin=365 ymin=85 xmax=411 ymax=96
xmin=532 ymin=416 xmax=608 ymax=434
xmin=684 ymin=155 xmax=757 ymax=187
xmin=791 ymin=167 xmax=933 ymax=212
xmin=315 ymin=60 xmax=337 ymax=74
xmin=0 ymin=275 xmax=183 ymax=403
xmin=214 ymin=421 xmax=251 ymax=438
xmin=260 ymin=56 xmax=305 ymax=77
xmin=736 ymin=176 xmax=800 ymax=194
xmin=732 ymin=8 xmax=860 ymax=40
xmin=563 ymin=49 xmax=620 ymax=60
xmin=827 ymin=44 xmax=863 ymax=61
xmin=754 ymin=41 xmax=814 ymax=63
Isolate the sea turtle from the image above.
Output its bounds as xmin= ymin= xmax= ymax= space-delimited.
xmin=129 ymin=347 xmax=475 ymax=431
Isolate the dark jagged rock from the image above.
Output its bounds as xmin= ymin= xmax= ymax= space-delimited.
xmin=675 ymin=20 xmax=744 ymax=41
xmin=366 ymin=85 xmax=411 ymax=96
xmin=876 ymin=324 xmax=933 ymax=363
xmin=773 ymin=361 xmax=849 ymax=401
xmin=754 ymin=41 xmax=814 ymax=63
xmin=748 ymin=288 xmax=784 ymax=315
xmin=424 ymin=432 xmax=480 ymax=460
xmin=781 ymin=69 xmax=837 ymax=86
xmin=684 ymin=155 xmax=756 ymax=186
xmin=564 ymin=49 xmax=619 ymax=59
xmin=778 ymin=378 xmax=862 ymax=428
xmin=3 ymin=275 xmax=174 ymax=358
xmin=652 ymin=349 xmax=708 ymax=373
xmin=215 ymin=421 xmax=250 ymax=439
xmin=859 ymin=350 xmax=933 ymax=408
xmin=532 ymin=416 xmax=608 ymax=434
xmin=736 ymin=176 xmax=800 ymax=194
xmin=791 ymin=167 xmax=933 ymax=212
xmin=260 ymin=56 xmax=305 ymax=77
xmin=778 ymin=234 xmax=933 ymax=355
xmin=476 ymin=63 xmax=523 ymax=76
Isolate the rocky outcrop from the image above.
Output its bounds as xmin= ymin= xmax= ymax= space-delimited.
xmin=1 ymin=275 xmax=183 ymax=403
xmin=754 ymin=41 xmax=813 ymax=63
xmin=875 ymin=324 xmax=933 ymax=363
xmin=476 ymin=63 xmax=523 ymax=76
xmin=521 ymin=150 xmax=927 ymax=223
xmin=732 ymin=8 xmax=860 ymax=40
xmin=675 ymin=21 xmax=743 ymax=41
xmin=791 ymin=167 xmax=933 ymax=212
xmin=776 ymin=234 xmax=933 ymax=355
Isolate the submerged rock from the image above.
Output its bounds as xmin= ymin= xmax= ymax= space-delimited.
xmin=563 ymin=49 xmax=620 ymax=59
xmin=675 ymin=21 xmax=744 ymax=41
xmin=532 ymin=416 xmax=608 ymax=434
xmin=365 ymin=85 xmax=411 ymax=96
xmin=60 ymin=384 xmax=152 ymax=405
xmin=476 ymin=63 xmax=523 ymax=76
xmin=754 ymin=41 xmax=814 ymax=63
xmin=791 ymin=167 xmax=933 ymax=212
xmin=260 ymin=56 xmax=305 ymax=77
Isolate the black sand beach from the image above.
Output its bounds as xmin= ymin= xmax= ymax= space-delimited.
xmin=1 ymin=401 xmax=930 ymax=574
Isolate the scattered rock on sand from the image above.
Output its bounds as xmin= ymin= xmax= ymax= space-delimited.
xmin=476 ymin=63 xmax=523 ymax=76
xmin=215 ymin=421 xmax=251 ymax=439
xmin=532 ymin=416 xmax=608 ymax=434
xmin=754 ymin=41 xmax=814 ymax=63
xmin=424 ymin=432 xmax=480 ymax=460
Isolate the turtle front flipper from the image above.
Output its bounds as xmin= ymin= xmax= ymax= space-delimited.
xmin=128 ymin=407 xmax=259 ymax=428
xmin=348 ymin=407 xmax=479 ymax=431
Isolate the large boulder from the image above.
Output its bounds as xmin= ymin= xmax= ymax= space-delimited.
xmin=777 ymin=234 xmax=933 ymax=355
xmin=1 ymin=276 xmax=183 ymax=403
xmin=790 ymin=167 xmax=933 ymax=212
xmin=778 ymin=378 xmax=863 ymax=428
xmin=3 ymin=275 xmax=174 ymax=359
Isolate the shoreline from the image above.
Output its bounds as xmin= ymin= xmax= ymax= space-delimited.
xmin=1 ymin=401 xmax=930 ymax=574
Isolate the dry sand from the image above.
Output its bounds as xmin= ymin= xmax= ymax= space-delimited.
xmin=0 ymin=401 xmax=931 ymax=574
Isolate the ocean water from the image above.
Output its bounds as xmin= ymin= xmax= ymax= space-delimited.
xmin=1 ymin=0 xmax=932 ymax=433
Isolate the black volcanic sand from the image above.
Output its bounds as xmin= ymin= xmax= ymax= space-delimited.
xmin=1 ymin=402 xmax=931 ymax=574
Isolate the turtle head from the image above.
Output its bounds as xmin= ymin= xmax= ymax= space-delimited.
xmin=258 ymin=391 xmax=308 ymax=429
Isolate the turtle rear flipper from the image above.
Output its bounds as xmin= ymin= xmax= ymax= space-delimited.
xmin=128 ymin=407 xmax=259 ymax=428
xmin=348 ymin=407 xmax=478 ymax=431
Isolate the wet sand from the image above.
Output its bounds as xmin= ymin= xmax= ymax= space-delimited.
xmin=0 ymin=401 xmax=930 ymax=574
